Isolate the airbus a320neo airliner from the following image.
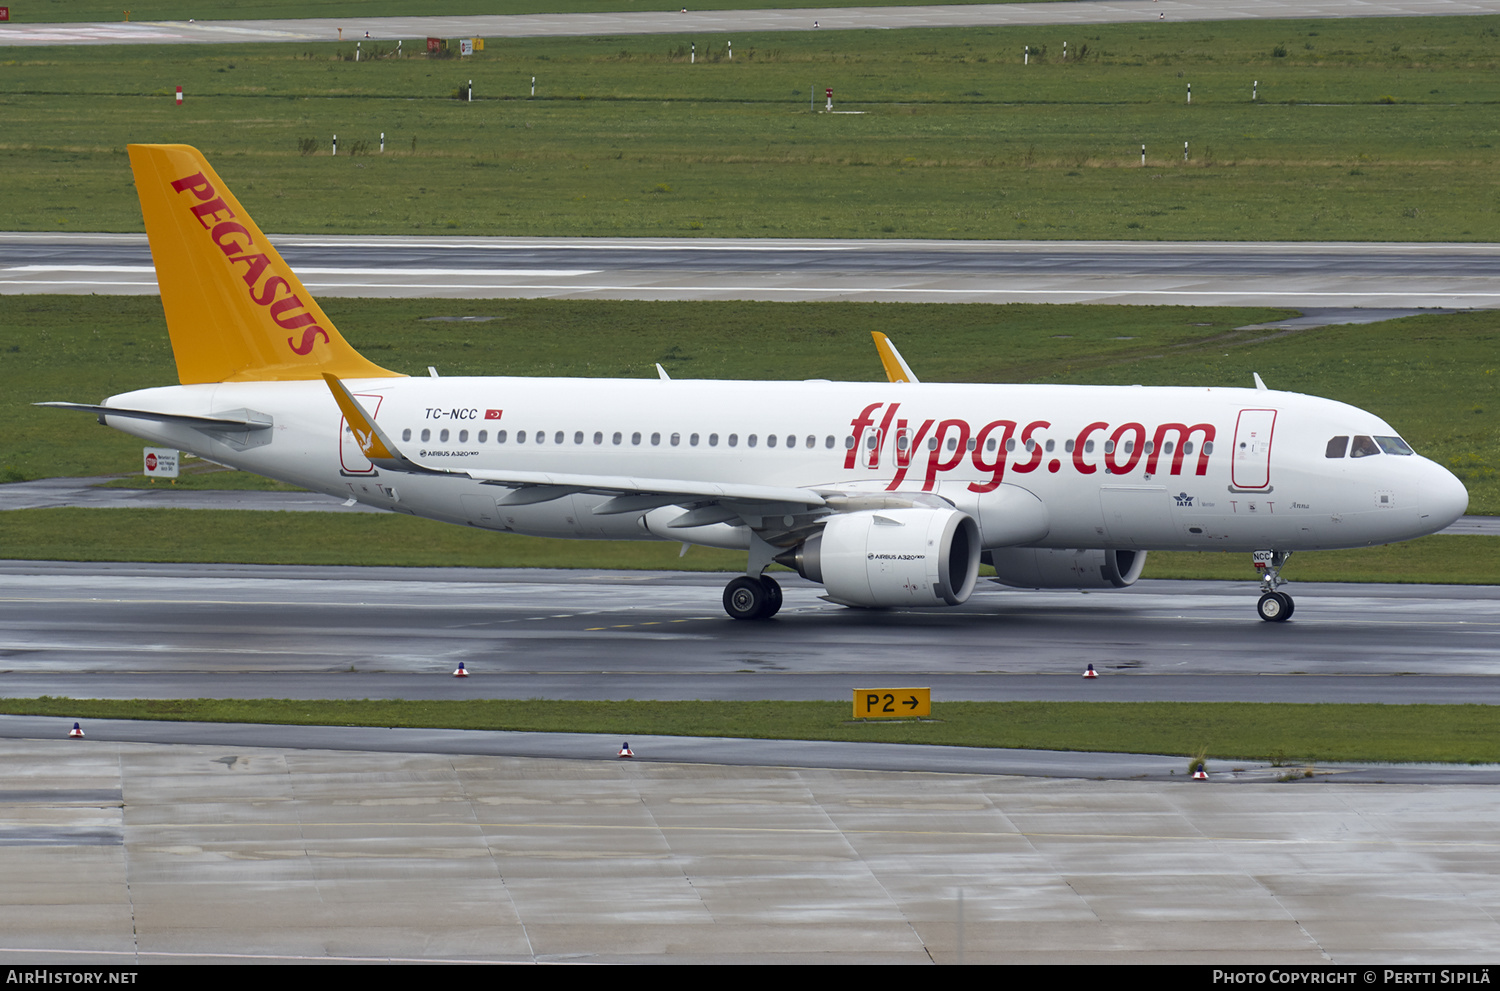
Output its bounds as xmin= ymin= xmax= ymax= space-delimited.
xmin=42 ymin=145 xmax=1469 ymax=622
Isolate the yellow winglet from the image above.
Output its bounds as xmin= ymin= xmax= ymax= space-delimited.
xmin=323 ymin=374 xmax=394 ymax=461
xmin=322 ymin=374 xmax=442 ymax=475
xmin=129 ymin=144 xmax=403 ymax=385
xmin=871 ymin=332 xmax=919 ymax=384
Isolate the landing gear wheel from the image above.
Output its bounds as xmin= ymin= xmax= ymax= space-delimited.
xmin=1257 ymin=591 xmax=1293 ymax=623
xmin=758 ymin=575 xmax=783 ymax=619
xmin=724 ymin=576 xmax=770 ymax=621
xmin=1252 ymin=551 xmax=1294 ymax=623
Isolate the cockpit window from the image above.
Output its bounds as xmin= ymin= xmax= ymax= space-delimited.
xmin=1350 ymin=435 xmax=1381 ymax=458
xmin=1375 ymin=435 xmax=1414 ymax=456
xmin=1325 ymin=436 xmax=1349 ymax=459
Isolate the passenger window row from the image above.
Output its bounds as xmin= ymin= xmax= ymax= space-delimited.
xmin=389 ymin=426 xmax=1215 ymax=460
xmin=400 ymin=427 xmax=843 ymax=450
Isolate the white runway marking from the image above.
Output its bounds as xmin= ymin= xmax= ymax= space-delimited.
xmin=3 ymin=264 xmax=599 ymax=277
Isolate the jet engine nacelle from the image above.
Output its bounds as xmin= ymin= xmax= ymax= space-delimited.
xmin=986 ymin=548 xmax=1148 ymax=589
xmin=778 ymin=508 xmax=981 ymax=607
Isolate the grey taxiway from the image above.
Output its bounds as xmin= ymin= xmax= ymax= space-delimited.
xmin=2 ymin=561 xmax=1499 ymax=707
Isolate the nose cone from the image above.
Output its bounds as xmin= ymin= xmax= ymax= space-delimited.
xmin=1421 ymin=459 xmax=1469 ymax=532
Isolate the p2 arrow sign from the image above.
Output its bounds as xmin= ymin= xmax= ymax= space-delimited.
xmin=854 ymin=688 xmax=931 ymax=719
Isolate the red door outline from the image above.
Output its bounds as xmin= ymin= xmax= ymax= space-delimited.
xmin=1232 ymin=408 xmax=1277 ymax=489
xmin=339 ymin=393 xmax=384 ymax=474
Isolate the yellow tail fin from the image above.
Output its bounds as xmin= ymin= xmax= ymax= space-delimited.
xmin=128 ymin=144 xmax=401 ymax=384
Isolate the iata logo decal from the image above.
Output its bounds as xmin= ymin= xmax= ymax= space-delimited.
xmin=169 ymin=171 xmax=329 ymax=358
xmin=1174 ymin=492 xmax=1195 ymax=506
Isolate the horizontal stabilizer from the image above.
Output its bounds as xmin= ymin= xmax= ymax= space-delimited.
xmin=35 ymin=402 xmax=272 ymax=430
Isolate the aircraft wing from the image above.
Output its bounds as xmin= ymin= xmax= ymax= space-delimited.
xmin=323 ymin=375 xmax=829 ymax=517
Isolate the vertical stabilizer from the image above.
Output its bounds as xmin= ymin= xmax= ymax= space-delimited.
xmin=128 ymin=144 xmax=401 ymax=384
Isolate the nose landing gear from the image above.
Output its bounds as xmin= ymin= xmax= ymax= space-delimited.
xmin=1253 ymin=550 xmax=1294 ymax=622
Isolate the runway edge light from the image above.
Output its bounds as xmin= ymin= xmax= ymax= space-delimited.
xmin=453 ymin=662 xmax=468 ymax=678
xmin=69 ymin=722 xmax=84 ymax=739
xmin=1193 ymin=762 xmax=1209 ymax=781
xmin=618 ymin=742 xmax=634 ymax=758
xmin=1083 ymin=664 xmax=1099 ymax=679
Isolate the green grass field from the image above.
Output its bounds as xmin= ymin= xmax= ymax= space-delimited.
xmin=3 ymin=16 xmax=1500 ymax=238
xmin=3 ymin=697 xmax=1497 ymax=765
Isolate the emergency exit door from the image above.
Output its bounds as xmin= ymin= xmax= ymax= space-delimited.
xmin=1232 ymin=408 xmax=1277 ymax=489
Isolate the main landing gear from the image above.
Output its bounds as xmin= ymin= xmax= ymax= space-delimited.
xmin=723 ymin=575 xmax=783 ymax=621
xmin=1253 ymin=550 xmax=1295 ymax=623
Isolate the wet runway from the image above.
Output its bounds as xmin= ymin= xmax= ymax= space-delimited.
xmin=4 ymin=1 xmax=1500 ymax=48
xmin=4 ymin=233 xmax=1497 ymax=309
xmin=2 ymin=561 xmax=1497 ymax=704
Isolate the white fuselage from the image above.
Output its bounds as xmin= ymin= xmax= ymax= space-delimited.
xmin=102 ymin=376 xmax=1469 ymax=554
